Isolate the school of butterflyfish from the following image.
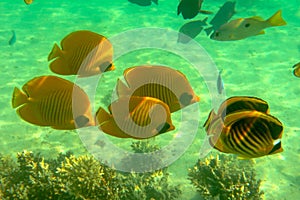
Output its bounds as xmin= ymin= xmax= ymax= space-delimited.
xmin=15 ymin=0 xmax=293 ymax=159
xmin=11 ymin=29 xmax=285 ymax=159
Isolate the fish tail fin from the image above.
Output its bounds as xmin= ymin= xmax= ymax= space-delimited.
xmin=267 ymin=10 xmax=287 ymax=27
xmin=95 ymin=107 xmax=111 ymax=126
xmin=116 ymin=78 xmax=130 ymax=97
xmin=12 ymin=87 xmax=28 ymax=108
xmin=204 ymin=27 xmax=213 ymax=36
xmin=202 ymin=17 xmax=208 ymax=26
xmin=48 ymin=43 xmax=62 ymax=61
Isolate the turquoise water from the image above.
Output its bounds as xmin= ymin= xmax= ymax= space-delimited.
xmin=1 ymin=0 xmax=299 ymax=199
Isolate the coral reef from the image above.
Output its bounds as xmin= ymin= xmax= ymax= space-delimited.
xmin=0 ymin=141 xmax=181 ymax=200
xmin=188 ymin=154 xmax=264 ymax=200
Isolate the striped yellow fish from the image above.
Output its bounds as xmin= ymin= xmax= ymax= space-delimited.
xmin=292 ymin=62 xmax=300 ymax=77
xmin=117 ymin=65 xmax=200 ymax=113
xmin=48 ymin=30 xmax=115 ymax=77
xmin=204 ymin=96 xmax=283 ymax=158
xmin=204 ymin=96 xmax=270 ymax=132
xmin=12 ymin=76 xmax=94 ymax=130
xmin=207 ymin=110 xmax=283 ymax=159
xmin=211 ymin=10 xmax=287 ymax=41
xmin=96 ymin=96 xmax=175 ymax=139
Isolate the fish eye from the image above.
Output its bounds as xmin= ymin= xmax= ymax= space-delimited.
xmin=180 ymin=92 xmax=193 ymax=106
xmin=215 ymin=32 xmax=220 ymax=37
xmin=245 ymin=23 xmax=251 ymax=28
xmin=75 ymin=115 xmax=89 ymax=128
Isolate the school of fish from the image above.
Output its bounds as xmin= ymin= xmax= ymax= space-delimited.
xmin=13 ymin=1 xmax=294 ymax=159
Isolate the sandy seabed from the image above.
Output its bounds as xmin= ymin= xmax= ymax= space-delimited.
xmin=0 ymin=0 xmax=299 ymax=199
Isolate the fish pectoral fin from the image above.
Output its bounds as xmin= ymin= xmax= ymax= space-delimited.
xmin=251 ymin=16 xmax=264 ymax=21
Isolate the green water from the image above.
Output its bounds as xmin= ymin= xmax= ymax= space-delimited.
xmin=0 ymin=0 xmax=299 ymax=199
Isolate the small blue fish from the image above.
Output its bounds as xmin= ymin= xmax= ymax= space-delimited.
xmin=217 ymin=69 xmax=224 ymax=94
xmin=8 ymin=30 xmax=16 ymax=46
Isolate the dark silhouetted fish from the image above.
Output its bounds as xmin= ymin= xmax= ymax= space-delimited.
xmin=205 ymin=1 xmax=236 ymax=36
xmin=8 ymin=30 xmax=16 ymax=46
xmin=217 ymin=69 xmax=224 ymax=94
xmin=292 ymin=62 xmax=300 ymax=77
xmin=128 ymin=0 xmax=158 ymax=6
xmin=178 ymin=17 xmax=208 ymax=43
xmin=177 ymin=0 xmax=212 ymax=20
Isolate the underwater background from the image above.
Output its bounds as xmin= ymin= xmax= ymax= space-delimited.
xmin=0 ymin=0 xmax=299 ymax=199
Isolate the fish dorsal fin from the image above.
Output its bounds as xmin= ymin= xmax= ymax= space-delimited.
xmin=251 ymin=16 xmax=264 ymax=21
xmin=60 ymin=30 xmax=103 ymax=50
xmin=218 ymin=96 xmax=270 ymax=120
xmin=22 ymin=76 xmax=73 ymax=97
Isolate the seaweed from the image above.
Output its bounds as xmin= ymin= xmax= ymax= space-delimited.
xmin=0 ymin=141 xmax=181 ymax=200
xmin=188 ymin=154 xmax=264 ymax=200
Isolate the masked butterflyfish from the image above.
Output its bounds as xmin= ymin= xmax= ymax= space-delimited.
xmin=116 ymin=65 xmax=200 ymax=113
xmin=48 ymin=30 xmax=115 ymax=77
xmin=211 ymin=10 xmax=287 ymax=41
xmin=206 ymin=110 xmax=283 ymax=159
xmin=96 ymin=96 xmax=175 ymax=139
xmin=12 ymin=76 xmax=94 ymax=130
